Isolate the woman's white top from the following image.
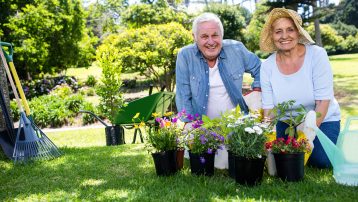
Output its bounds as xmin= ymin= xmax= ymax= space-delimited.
xmin=260 ymin=44 xmax=340 ymax=122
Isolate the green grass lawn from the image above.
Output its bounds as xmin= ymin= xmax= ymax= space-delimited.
xmin=1 ymin=128 xmax=358 ymax=201
xmin=330 ymin=54 xmax=358 ymax=122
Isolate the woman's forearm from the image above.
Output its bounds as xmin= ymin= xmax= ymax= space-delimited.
xmin=315 ymin=100 xmax=330 ymax=127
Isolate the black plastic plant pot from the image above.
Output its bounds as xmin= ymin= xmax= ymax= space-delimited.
xmin=151 ymin=150 xmax=178 ymax=176
xmin=228 ymin=150 xmax=235 ymax=179
xmin=234 ymin=155 xmax=266 ymax=186
xmin=105 ymin=125 xmax=125 ymax=146
xmin=274 ymin=152 xmax=305 ymax=182
xmin=189 ymin=151 xmax=215 ymax=176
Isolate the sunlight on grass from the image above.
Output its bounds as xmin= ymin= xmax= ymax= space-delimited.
xmin=330 ymin=53 xmax=358 ymax=127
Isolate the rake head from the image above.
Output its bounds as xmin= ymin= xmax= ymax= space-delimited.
xmin=13 ymin=113 xmax=61 ymax=163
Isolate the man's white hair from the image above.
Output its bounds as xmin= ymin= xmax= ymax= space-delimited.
xmin=192 ymin=13 xmax=224 ymax=40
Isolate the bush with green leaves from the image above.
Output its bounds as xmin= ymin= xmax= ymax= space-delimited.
xmin=24 ymin=93 xmax=86 ymax=128
xmin=23 ymin=76 xmax=79 ymax=99
xmin=85 ymin=75 xmax=97 ymax=87
xmin=121 ymin=0 xmax=191 ymax=29
xmin=81 ymin=102 xmax=97 ymax=125
xmin=96 ymin=45 xmax=125 ymax=125
xmin=98 ymin=22 xmax=192 ymax=92
xmin=307 ymin=23 xmax=344 ymax=54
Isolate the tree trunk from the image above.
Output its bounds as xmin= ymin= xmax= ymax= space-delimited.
xmin=312 ymin=0 xmax=323 ymax=47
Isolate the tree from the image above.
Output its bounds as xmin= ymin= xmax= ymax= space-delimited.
xmin=85 ymin=0 xmax=128 ymax=38
xmin=204 ymin=3 xmax=247 ymax=42
xmin=333 ymin=0 xmax=358 ymax=28
xmin=121 ymin=0 xmax=191 ymax=29
xmin=97 ymin=22 xmax=193 ymax=92
xmin=244 ymin=3 xmax=269 ymax=53
xmin=4 ymin=0 xmax=87 ymax=79
xmin=96 ymin=45 xmax=124 ymax=125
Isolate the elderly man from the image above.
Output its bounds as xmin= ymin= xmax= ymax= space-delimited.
xmin=175 ymin=13 xmax=261 ymax=169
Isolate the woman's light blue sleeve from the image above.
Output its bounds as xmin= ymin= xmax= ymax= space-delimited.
xmin=312 ymin=48 xmax=334 ymax=100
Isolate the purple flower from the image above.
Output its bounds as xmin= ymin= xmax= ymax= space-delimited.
xmin=160 ymin=121 xmax=165 ymax=128
xmin=200 ymin=157 xmax=205 ymax=164
xmin=171 ymin=117 xmax=178 ymax=123
xmin=199 ymin=135 xmax=207 ymax=144
xmin=218 ymin=135 xmax=225 ymax=143
xmin=207 ymin=148 xmax=213 ymax=154
xmin=218 ymin=145 xmax=223 ymax=150
xmin=211 ymin=132 xmax=217 ymax=137
xmin=178 ymin=109 xmax=186 ymax=118
xmin=187 ymin=114 xmax=194 ymax=121
xmin=195 ymin=113 xmax=200 ymax=118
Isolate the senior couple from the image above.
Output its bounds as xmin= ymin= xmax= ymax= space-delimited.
xmin=175 ymin=8 xmax=341 ymax=169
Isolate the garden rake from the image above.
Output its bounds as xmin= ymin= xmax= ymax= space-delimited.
xmin=0 ymin=42 xmax=61 ymax=163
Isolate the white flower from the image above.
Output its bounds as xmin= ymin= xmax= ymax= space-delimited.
xmin=227 ymin=123 xmax=235 ymax=128
xmin=257 ymin=154 xmax=262 ymax=158
xmin=227 ymin=115 xmax=235 ymax=119
xmin=235 ymin=119 xmax=243 ymax=125
xmin=253 ymin=126 xmax=263 ymax=135
xmin=244 ymin=127 xmax=255 ymax=134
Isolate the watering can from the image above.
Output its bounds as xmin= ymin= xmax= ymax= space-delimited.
xmin=306 ymin=112 xmax=358 ymax=186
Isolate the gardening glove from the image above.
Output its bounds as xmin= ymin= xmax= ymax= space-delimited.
xmin=297 ymin=110 xmax=317 ymax=149
xmin=243 ymin=90 xmax=262 ymax=112
xmin=297 ymin=111 xmax=317 ymax=165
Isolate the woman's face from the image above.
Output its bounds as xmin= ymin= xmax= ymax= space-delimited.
xmin=271 ymin=18 xmax=300 ymax=52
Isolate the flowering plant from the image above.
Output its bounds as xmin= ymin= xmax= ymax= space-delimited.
xmin=224 ymin=106 xmax=273 ymax=159
xmin=186 ymin=126 xmax=225 ymax=155
xmin=133 ymin=111 xmax=182 ymax=153
xmin=265 ymin=135 xmax=311 ymax=154
xmin=180 ymin=110 xmax=225 ymax=155
xmin=265 ymin=100 xmax=312 ymax=154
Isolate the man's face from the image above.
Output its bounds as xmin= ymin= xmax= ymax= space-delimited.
xmin=195 ymin=21 xmax=222 ymax=62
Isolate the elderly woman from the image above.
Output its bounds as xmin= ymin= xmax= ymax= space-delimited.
xmin=259 ymin=8 xmax=341 ymax=168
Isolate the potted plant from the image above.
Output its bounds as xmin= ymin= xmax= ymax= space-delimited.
xmin=153 ymin=111 xmax=186 ymax=170
xmin=96 ymin=46 xmax=125 ymax=145
xmin=184 ymin=117 xmax=225 ymax=176
xmin=266 ymin=100 xmax=312 ymax=182
xmin=134 ymin=112 xmax=181 ymax=176
xmin=225 ymin=108 xmax=272 ymax=186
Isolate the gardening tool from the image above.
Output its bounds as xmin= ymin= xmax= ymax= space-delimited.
xmin=305 ymin=111 xmax=358 ymax=186
xmin=0 ymin=42 xmax=61 ymax=163
xmin=0 ymin=42 xmax=30 ymax=116
xmin=0 ymin=61 xmax=16 ymax=159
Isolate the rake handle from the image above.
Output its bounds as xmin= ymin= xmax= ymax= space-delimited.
xmin=8 ymin=61 xmax=31 ymax=115
xmin=0 ymin=46 xmax=23 ymax=112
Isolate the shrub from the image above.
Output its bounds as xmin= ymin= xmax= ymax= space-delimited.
xmin=64 ymin=94 xmax=84 ymax=114
xmin=28 ymin=93 xmax=85 ymax=128
xmin=85 ymin=75 xmax=97 ymax=87
xmin=29 ymin=95 xmax=72 ymax=127
xmin=23 ymin=76 xmax=79 ymax=99
xmin=10 ymin=100 xmax=20 ymax=122
xmin=50 ymin=84 xmax=73 ymax=98
xmin=80 ymin=102 xmax=97 ymax=125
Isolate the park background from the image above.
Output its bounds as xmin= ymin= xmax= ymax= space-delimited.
xmin=0 ymin=0 xmax=358 ymax=201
